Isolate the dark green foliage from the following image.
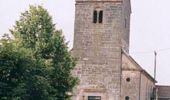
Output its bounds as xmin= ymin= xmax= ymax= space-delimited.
xmin=0 ymin=5 xmax=78 ymax=100
xmin=50 ymin=33 xmax=78 ymax=100
xmin=0 ymin=41 xmax=52 ymax=100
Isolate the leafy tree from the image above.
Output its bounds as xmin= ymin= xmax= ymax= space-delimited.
xmin=0 ymin=40 xmax=51 ymax=100
xmin=11 ymin=5 xmax=54 ymax=59
xmin=49 ymin=33 xmax=78 ymax=100
xmin=7 ymin=5 xmax=78 ymax=100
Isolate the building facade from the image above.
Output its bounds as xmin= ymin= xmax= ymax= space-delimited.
xmin=72 ymin=0 xmax=159 ymax=100
xmin=157 ymin=86 xmax=170 ymax=100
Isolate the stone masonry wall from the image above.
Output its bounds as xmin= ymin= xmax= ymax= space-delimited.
xmin=121 ymin=54 xmax=155 ymax=100
xmin=121 ymin=0 xmax=131 ymax=53
xmin=121 ymin=54 xmax=140 ymax=100
xmin=72 ymin=0 xmax=131 ymax=100
xmin=72 ymin=1 xmax=126 ymax=100
xmin=121 ymin=70 xmax=140 ymax=100
xmin=140 ymin=74 xmax=154 ymax=100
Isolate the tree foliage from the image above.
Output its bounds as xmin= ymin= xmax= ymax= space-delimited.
xmin=0 ymin=41 xmax=51 ymax=100
xmin=0 ymin=5 xmax=78 ymax=100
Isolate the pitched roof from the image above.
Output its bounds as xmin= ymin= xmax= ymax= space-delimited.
xmin=157 ymin=85 xmax=170 ymax=98
xmin=122 ymin=50 xmax=157 ymax=83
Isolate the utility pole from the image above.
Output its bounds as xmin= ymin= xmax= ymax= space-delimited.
xmin=154 ymin=51 xmax=157 ymax=100
xmin=154 ymin=51 xmax=157 ymax=80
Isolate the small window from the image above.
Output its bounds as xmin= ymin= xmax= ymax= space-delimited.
xmin=125 ymin=18 xmax=127 ymax=28
xmin=93 ymin=10 xmax=98 ymax=23
xmin=93 ymin=9 xmax=103 ymax=24
xmin=126 ymin=78 xmax=130 ymax=82
xmin=99 ymin=10 xmax=103 ymax=23
xmin=125 ymin=96 xmax=130 ymax=100
xmin=88 ymin=96 xmax=101 ymax=100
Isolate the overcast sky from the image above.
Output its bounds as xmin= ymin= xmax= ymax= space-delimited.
xmin=1 ymin=0 xmax=170 ymax=85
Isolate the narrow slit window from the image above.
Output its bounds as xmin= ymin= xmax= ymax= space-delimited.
xmin=99 ymin=10 xmax=103 ymax=23
xmin=125 ymin=18 xmax=127 ymax=28
xmin=93 ymin=10 xmax=98 ymax=23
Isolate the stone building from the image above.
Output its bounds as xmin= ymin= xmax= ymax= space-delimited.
xmin=71 ymin=0 xmax=170 ymax=100
xmin=157 ymin=86 xmax=170 ymax=100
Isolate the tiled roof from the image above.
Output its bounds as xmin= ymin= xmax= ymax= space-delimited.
xmin=157 ymin=85 xmax=170 ymax=98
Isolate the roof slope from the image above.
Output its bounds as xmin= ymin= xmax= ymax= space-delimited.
xmin=122 ymin=50 xmax=157 ymax=83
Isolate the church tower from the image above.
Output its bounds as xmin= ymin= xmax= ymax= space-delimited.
xmin=72 ymin=0 xmax=131 ymax=100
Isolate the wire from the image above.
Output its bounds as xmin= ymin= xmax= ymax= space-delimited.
xmin=130 ymin=51 xmax=153 ymax=54
xmin=130 ymin=47 xmax=170 ymax=54
xmin=157 ymin=48 xmax=170 ymax=52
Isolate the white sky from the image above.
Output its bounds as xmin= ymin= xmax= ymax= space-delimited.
xmin=0 ymin=0 xmax=170 ymax=85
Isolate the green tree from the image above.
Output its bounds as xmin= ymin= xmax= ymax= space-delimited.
xmin=9 ymin=5 xmax=78 ymax=100
xmin=11 ymin=5 xmax=54 ymax=58
xmin=0 ymin=40 xmax=51 ymax=100
xmin=50 ymin=33 xmax=78 ymax=100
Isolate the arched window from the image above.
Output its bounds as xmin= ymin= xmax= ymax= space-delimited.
xmin=99 ymin=10 xmax=103 ymax=23
xmin=93 ymin=9 xmax=103 ymax=24
xmin=93 ymin=10 xmax=98 ymax=23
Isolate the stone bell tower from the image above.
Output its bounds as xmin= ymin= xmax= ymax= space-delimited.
xmin=72 ymin=0 xmax=131 ymax=100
